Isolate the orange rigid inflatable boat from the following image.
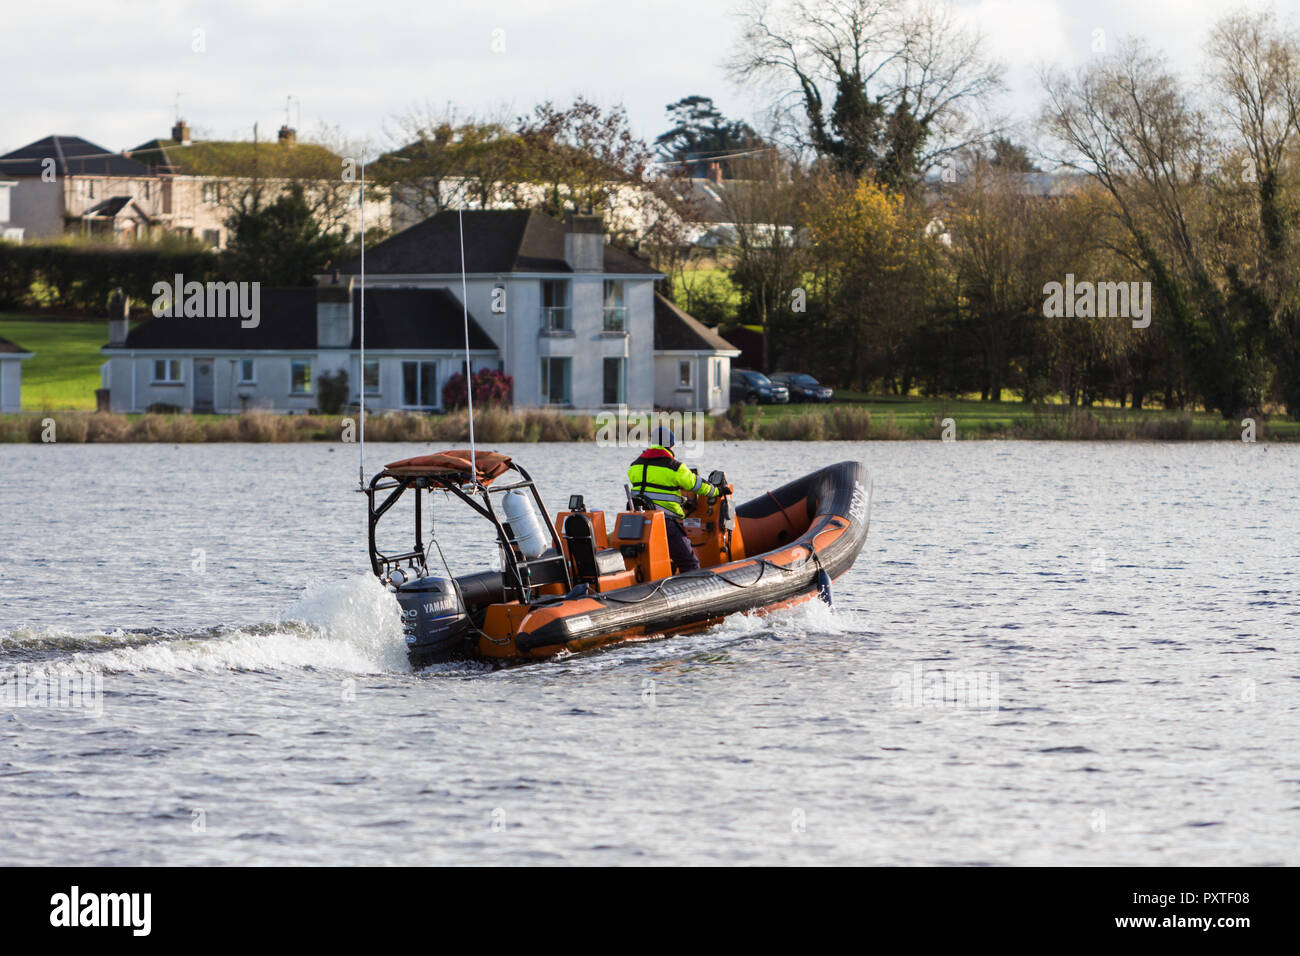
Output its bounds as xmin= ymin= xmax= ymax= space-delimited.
xmin=365 ymin=450 xmax=872 ymax=665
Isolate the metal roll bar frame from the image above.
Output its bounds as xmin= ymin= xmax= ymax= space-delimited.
xmin=366 ymin=461 xmax=572 ymax=605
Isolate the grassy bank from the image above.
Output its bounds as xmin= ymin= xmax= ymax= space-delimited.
xmin=734 ymin=395 xmax=1300 ymax=440
xmin=0 ymin=408 xmax=596 ymax=444
xmin=3 ymin=311 xmax=1292 ymax=441
xmin=0 ymin=404 xmax=1292 ymax=443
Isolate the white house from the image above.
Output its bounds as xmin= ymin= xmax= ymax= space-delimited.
xmin=0 ymin=179 xmax=24 ymax=241
xmin=653 ymin=295 xmax=739 ymax=415
xmin=0 ymin=337 xmax=34 ymax=412
xmin=98 ymin=209 xmax=737 ymax=414
xmin=338 ymin=209 xmax=736 ymax=413
xmin=99 ymin=284 xmax=496 ymax=414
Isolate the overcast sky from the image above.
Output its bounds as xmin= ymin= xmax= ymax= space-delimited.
xmin=2 ymin=0 xmax=1290 ymax=159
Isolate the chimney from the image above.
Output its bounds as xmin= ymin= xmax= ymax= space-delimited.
xmin=278 ymin=125 xmax=297 ymax=146
xmin=171 ymin=120 xmax=191 ymax=146
xmin=108 ymin=288 xmax=130 ymax=347
xmin=706 ymin=161 xmax=723 ymax=184
xmin=316 ymin=278 xmax=353 ymax=348
xmin=564 ymin=212 xmax=604 ymax=272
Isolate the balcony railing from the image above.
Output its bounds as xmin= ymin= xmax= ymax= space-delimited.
xmin=540 ymin=306 xmax=571 ymax=332
xmin=602 ymin=306 xmax=627 ymax=332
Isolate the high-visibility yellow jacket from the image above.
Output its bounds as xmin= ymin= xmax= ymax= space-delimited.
xmin=627 ymin=447 xmax=716 ymax=519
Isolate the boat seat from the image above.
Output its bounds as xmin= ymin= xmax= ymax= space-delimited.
xmin=563 ymin=513 xmax=626 ymax=582
xmin=594 ymin=549 xmax=625 ymax=575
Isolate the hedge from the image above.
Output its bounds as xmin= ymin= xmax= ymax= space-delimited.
xmin=0 ymin=242 xmax=226 ymax=314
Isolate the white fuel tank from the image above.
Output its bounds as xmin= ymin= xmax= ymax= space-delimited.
xmin=502 ymin=489 xmax=549 ymax=559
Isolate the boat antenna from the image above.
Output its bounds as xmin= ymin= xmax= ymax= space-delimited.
xmin=358 ymin=146 xmax=366 ymax=490
xmin=458 ymin=208 xmax=476 ymax=471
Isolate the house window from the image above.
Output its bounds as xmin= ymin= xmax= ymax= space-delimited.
xmin=152 ymin=359 xmax=181 ymax=383
xmin=363 ymin=359 xmax=380 ymax=396
xmin=603 ymin=281 xmax=626 ymax=332
xmin=540 ymin=357 xmax=571 ymax=405
xmin=603 ymin=357 xmax=626 ymax=405
xmin=202 ymin=229 xmax=220 ymax=248
xmin=402 ymin=361 xmax=437 ymax=409
xmin=202 ymin=182 xmax=219 ymax=204
xmin=540 ymin=280 xmax=570 ymax=332
xmin=678 ymin=360 xmax=693 ymax=389
xmin=239 ymin=359 xmax=255 ymax=384
xmin=88 ymin=181 xmax=95 ymax=199
xmin=291 ymin=359 xmax=312 ymax=394
xmin=711 ymin=359 xmax=723 ymax=390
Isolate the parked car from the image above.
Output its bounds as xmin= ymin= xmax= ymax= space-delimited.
xmin=730 ymin=369 xmax=790 ymax=405
xmin=771 ymin=372 xmax=834 ymax=403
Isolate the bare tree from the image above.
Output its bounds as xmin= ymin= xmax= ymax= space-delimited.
xmin=1208 ymin=8 xmax=1300 ymax=264
xmin=720 ymin=151 xmax=814 ymax=370
xmin=727 ymin=0 xmax=1003 ymax=184
xmin=509 ymin=99 xmax=699 ymax=255
xmin=1041 ymin=37 xmax=1265 ymax=415
xmin=213 ymin=127 xmax=370 ymax=247
xmin=376 ymin=105 xmax=518 ymax=223
xmin=509 ymin=101 xmax=653 ymax=218
xmin=1206 ymin=8 xmax=1300 ymax=415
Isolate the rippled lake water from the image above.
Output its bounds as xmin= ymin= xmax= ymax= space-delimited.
xmin=1 ymin=439 xmax=1296 ymax=865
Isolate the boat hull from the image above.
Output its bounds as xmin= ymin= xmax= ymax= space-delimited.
xmin=468 ymin=460 xmax=872 ymax=662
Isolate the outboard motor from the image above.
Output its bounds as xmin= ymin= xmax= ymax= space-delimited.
xmin=393 ymin=574 xmax=472 ymax=663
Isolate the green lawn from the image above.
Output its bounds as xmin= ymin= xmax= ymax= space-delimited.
xmin=672 ymin=266 xmax=741 ymax=309
xmin=0 ymin=316 xmax=113 ymax=410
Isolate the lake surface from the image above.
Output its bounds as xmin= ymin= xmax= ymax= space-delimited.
xmin=1 ymin=439 xmax=1296 ymax=865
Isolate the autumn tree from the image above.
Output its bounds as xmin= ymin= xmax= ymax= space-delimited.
xmin=804 ymin=175 xmax=935 ymax=390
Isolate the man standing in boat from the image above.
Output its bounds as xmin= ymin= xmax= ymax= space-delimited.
xmin=628 ymin=427 xmax=718 ymax=573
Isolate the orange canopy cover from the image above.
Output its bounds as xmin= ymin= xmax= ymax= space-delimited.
xmin=382 ymin=449 xmax=513 ymax=485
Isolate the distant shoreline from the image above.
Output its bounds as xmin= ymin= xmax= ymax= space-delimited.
xmin=0 ymin=407 xmax=1291 ymax=443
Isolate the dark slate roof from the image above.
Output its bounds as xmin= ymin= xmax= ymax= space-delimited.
xmin=347 ymin=288 xmax=496 ymax=350
xmin=0 ymin=336 xmax=32 ymax=355
xmin=339 ymin=209 xmax=658 ymax=276
xmin=113 ymin=288 xmax=318 ymax=350
xmin=0 ymin=135 xmax=151 ymax=178
xmin=84 ymin=196 xmax=149 ymax=219
xmin=653 ymin=294 xmax=737 ymax=352
xmin=107 ymin=287 xmax=495 ymax=351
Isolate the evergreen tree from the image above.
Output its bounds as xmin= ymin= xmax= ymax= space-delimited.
xmin=223 ymin=183 xmax=344 ymax=286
